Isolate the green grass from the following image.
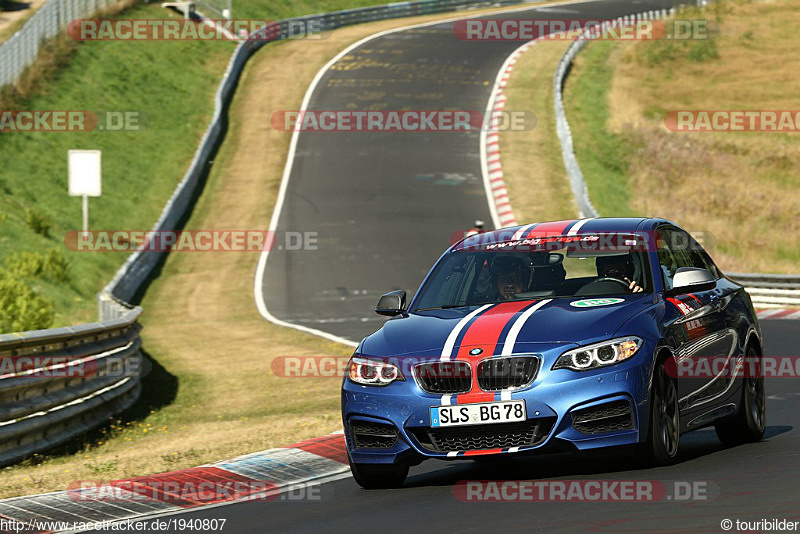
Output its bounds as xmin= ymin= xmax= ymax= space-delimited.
xmin=0 ymin=3 xmax=233 ymax=330
xmin=223 ymin=0 xmax=397 ymax=21
xmin=0 ymin=0 xmax=428 ymax=332
xmin=562 ymin=40 xmax=635 ymax=217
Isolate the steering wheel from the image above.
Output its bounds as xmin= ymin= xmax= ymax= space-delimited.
xmin=583 ymin=277 xmax=632 ymax=292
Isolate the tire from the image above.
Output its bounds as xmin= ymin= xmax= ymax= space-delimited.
xmin=640 ymin=358 xmax=680 ymax=466
xmin=349 ymin=455 xmax=408 ymax=489
xmin=715 ymin=347 xmax=766 ymax=446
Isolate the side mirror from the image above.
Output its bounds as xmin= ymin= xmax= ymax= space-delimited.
xmin=670 ymin=267 xmax=715 ymax=294
xmin=375 ymin=290 xmax=407 ymax=317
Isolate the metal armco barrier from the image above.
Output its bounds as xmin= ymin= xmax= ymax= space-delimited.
xmin=727 ymin=273 xmax=800 ymax=308
xmin=2 ymin=0 xmax=545 ymax=466
xmin=552 ymin=7 xmax=799 ymax=308
xmin=0 ymin=298 xmax=142 ymax=466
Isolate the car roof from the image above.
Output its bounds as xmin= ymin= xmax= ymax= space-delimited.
xmin=452 ymin=217 xmax=673 ymax=251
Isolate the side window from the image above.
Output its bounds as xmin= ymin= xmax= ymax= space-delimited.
xmin=657 ymin=228 xmax=694 ymax=289
xmin=656 ymin=231 xmax=679 ymax=289
xmin=686 ymin=234 xmax=721 ymax=279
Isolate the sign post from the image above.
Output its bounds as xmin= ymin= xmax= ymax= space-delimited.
xmin=68 ymin=150 xmax=102 ymax=234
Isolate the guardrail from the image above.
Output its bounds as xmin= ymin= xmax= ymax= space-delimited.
xmin=0 ymin=296 xmax=142 ymax=466
xmin=552 ymin=6 xmax=800 ymax=308
xmin=727 ymin=273 xmax=800 ymax=308
xmin=3 ymin=0 xmax=546 ymax=467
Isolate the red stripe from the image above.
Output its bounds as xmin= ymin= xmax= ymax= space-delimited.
xmin=464 ymin=448 xmax=503 ymax=456
xmin=455 ymin=301 xmax=532 ymax=404
xmin=113 ymin=467 xmax=272 ymax=507
xmin=667 ymin=297 xmax=692 ymax=316
xmin=524 ymin=220 xmax=575 ymax=239
xmin=292 ymin=433 xmax=348 ymax=464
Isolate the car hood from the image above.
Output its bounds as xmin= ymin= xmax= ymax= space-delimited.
xmin=360 ymin=295 xmax=654 ymax=357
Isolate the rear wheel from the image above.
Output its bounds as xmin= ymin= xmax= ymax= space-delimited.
xmin=715 ymin=347 xmax=766 ymax=445
xmin=349 ymin=456 xmax=408 ymax=489
xmin=641 ymin=358 xmax=680 ymax=466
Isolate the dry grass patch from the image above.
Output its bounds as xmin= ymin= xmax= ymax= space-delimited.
xmin=565 ymin=0 xmax=800 ymax=273
xmin=499 ymin=38 xmax=576 ymax=223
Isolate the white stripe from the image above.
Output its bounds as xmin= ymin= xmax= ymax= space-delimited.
xmin=441 ymin=394 xmax=452 ymax=406
xmin=501 ymin=389 xmax=512 ymax=401
xmin=508 ymin=446 xmax=520 ymax=453
xmin=447 ymin=451 xmax=459 ymax=457
xmin=512 ymin=223 xmax=536 ymax=240
xmin=501 ymin=299 xmax=552 ymax=356
xmin=441 ymin=304 xmax=492 ymax=361
xmin=567 ymin=217 xmax=594 ymax=236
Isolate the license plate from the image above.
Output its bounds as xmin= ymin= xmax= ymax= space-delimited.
xmin=430 ymin=400 xmax=526 ymax=428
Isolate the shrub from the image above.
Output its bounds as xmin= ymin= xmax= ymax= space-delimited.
xmin=5 ymin=249 xmax=71 ymax=283
xmin=0 ymin=271 xmax=55 ymax=333
xmin=25 ymin=208 xmax=51 ymax=237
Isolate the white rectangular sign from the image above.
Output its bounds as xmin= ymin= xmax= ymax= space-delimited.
xmin=68 ymin=150 xmax=102 ymax=197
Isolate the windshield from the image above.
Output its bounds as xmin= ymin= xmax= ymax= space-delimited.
xmin=413 ymin=237 xmax=652 ymax=311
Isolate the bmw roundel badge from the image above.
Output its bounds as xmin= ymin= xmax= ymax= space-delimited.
xmin=469 ymin=348 xmax=483 ymax=356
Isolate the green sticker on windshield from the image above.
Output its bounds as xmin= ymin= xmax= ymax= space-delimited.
xmin=570 ymin=298 xmax=625 ymax=308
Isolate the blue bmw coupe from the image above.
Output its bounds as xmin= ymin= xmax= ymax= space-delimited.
xmin=341 ymin=218 xmax=765 ymax=488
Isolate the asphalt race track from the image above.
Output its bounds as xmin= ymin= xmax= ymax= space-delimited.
xmin=200 ymin=1 xmax=800 ymax=532
xmin=260 ymin=0 xmax=684 ymax=343
xmin=118 ymin=321 xmax=798 ymax=532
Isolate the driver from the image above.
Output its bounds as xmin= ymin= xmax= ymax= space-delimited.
xmin=595 ymin=254 xmax=643 ymax=293
xmin=492 ymin=256 xmax=530 ymax=301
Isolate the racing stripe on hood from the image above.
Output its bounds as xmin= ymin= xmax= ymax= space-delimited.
xmin=500 ymin=299 xmax=552 ymax=356
xmin=494 ymin=298 xmax=552 ymax=401
xmin=440 ymin=304 xmax=492 ymax=362
xmin=452 ymin=300 xmax=535 ymax=404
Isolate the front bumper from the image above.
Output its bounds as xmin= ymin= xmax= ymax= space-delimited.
xmin=341 ymin=355 xmax=652 ymax=465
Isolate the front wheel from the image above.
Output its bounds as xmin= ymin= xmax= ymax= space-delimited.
xmin=715 ymin=348 xmax=766 ymax=446
xmin=349 ymin=456 xmax=408 ymax=489
xmin=640 ymin=359 xmax=680 ymax=466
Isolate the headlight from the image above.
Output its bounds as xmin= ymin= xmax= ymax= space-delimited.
xmin=347 ymin=356 xmax=405 ymax=386
xmin=552 ymin=337 xmax=642 ymax=371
